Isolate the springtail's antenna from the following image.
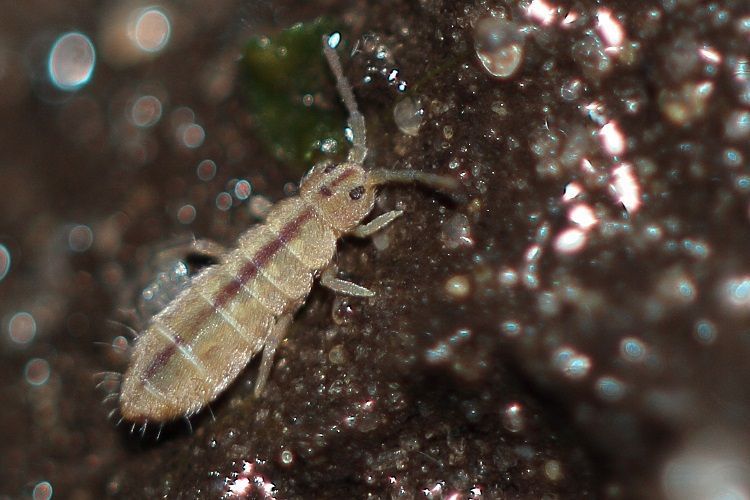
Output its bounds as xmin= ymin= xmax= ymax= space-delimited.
xmin=323 ymin=33 xmax=367 ymax=165
xmin=323 ymin=33 xmax=462 ymax=203
xmin=368 ymin=168 xmax=462 ymax=196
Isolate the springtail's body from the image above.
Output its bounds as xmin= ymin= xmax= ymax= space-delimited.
xmin=118 ymin=34 xmax=458 ymax=423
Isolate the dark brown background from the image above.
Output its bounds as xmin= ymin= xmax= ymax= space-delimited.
xmin=2 ymin=0 xmax=749 ymax=498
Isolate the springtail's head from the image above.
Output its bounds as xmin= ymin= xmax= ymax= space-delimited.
xmin=300 ymin=161 xmax=376 ymax=233
xmin=302 ymin=32 xmax=463 ymax=234
xmin=301 ymin=162 xmax=462 ymax=233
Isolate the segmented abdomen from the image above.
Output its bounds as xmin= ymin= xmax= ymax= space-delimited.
xmin=120 ymin=196 xmax=337 ymax=421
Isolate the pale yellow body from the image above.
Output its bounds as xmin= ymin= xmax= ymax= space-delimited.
xmin=117 ymin=35 xmax=457 ymax=424
xmin=120 ymin=163 xmax=374 ymax=422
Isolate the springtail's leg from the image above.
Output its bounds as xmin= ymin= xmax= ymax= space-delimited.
xmin=255 ymin=314 xmax=294 ymax=397
xmin=351 ymin=210 xmax=404 ymax=238
xmin=320 ymin=265 xmax=375 ymax=297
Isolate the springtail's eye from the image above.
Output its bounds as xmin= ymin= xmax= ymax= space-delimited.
xmin=349 ymin=186 xmax=365 ymax=200
xmin=323 ymin=164 xmax=337 ymax=173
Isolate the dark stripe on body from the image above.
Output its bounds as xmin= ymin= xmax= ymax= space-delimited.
xmin=141 ymin=207 xmax=315 ymax=382
xmin=144 ymin=333 xmax=186 ymax=379
xmin=330 ymin=167 xmax=354 ymax=188
xmin=318 ymin=167 xmax=354 ymax=198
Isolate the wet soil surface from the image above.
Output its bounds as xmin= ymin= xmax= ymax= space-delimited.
xmin=2 ymin=1 xmax=750 ymax=498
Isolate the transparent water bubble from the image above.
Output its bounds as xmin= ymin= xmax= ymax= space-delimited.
xmin=68 ymin=224 xmax=93 ymax=252
xmin=196 ymin=159 xmax=217 ymax=181
xmin=131 ymin=95 xmax=162 ymax=127
xmin=176 ymin=204 xmax=196 ymax=224
xmin=32 ymin=481 xmax=53 ymax=500
xmin=725 ymin=110 xmax=750 ymax=140
xmin=25 ymin=358 xmax=51 ymax=386
xmin=544 ymin=460 xmax=563 ymax=481
xmin=326 ymin=32 xmax=341 ymax=49
xmin=48 ymin=32 xmax=96 ymax=90
xmin=553 ymin=346 xmax=592 ymax=379
xmin=440 ymin=213 xmax=474 ymax=249
xmin=659 ymin=81 xmax=713 ymax=126
xmin=560 ymin=78 xmax=584 ymax=101
xmin=571 ymin=33 xmax=611 ymax=80
xmin=474 ymin=17 xmax=525 ymax=79
xmin=444 ymin=274 xmax=471 ymax=300
xmin=620 ymin=336 xmax=646 ymax=362
xmin=8 ymin=311 xmax=36 ymax=344
xmin=694 ymin=319 xmax=717 ymax=345
xmin=138 ymin=260 xmax=191 ymax=318
xmin=234 ymin=180 xmax=252 ymax=200
xmin=393 ymin=96 xmax=423 ymax=136
xmin=721 ymin=276 xmax=750 ymax=312
xmin=0 ymin=243 xmax=10 ymax=281
xmin=280 ymin=449 xmax=294 ymax=465
xmin=554 ymin=227 xmax=587 ymax=254
xmin=501 ymin=402 xmax=525 ymax=432
xmin=178 ymin=123 xmax=205 ymax=148
xmin=130 ymin=7 xmax=171 ymax=53
xmin=216 ymin=192 xmax=233 ymax=211
xmin=596 ymin=376 xmax=625 ymax=401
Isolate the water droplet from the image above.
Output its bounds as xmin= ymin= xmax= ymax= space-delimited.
xmin=560 ymin=78 xmax=584 ymax=101
xmin=659 ymin=81 xmax=713 ymax=126
xmin=0 ymin=244 xmax=10 ymax=282
xmin=177 ymin=204 xmax=196 ymax=224
xmin=611 ymin=162 xmax=641 ymax=214
xmin=553 ymin=346 xmax=592 ymax=379
xmin=596 ymin=376 xmax=625 ymax=401
xmin=48 ymin=32 xmax=96 ymax=90
xmin=568 ymin=204 xmax=597 ymax=229
xmin=25 ymin=358 xmax=51 ymax=386
xmin=444 ymin=274 xmax=471 ymax=300
xmin=501 ymin=402 xmax=524 ymax=432
xmin=500 ymin=320 xmax=522 ymax=338
xmin=599 ymin=120 xmax=626 ymax=156
xmin=440 ymin=213 xmax=474 ymax=249
xmin=544 ymin=460 xmax=563 ymax=481
xmin=721 ymin=277 xmax=750 ymax=312
xmin=328 ymin=344 xmax=346 ymax=364
xmin=216 ymin=192 xmax=233 ymax=211
xmin=327 ymin=32 xmax=341 ymax=49
xmin=571 ymin=33 xmax=611 ymax=80
xmin=197 ymin=159 xmax=217 ymax=181
xmin=131 ymin=95 xmax=162 ymax=127
xmin=280 ymin=449 xmax=294 ymax=465
xmin=474 ymin=17 xmax=525 ymax=79
xmin=317 ymin=137 xmax=336 ymax=154
xmin=498 ymin=267 xmax=518 ymax=286
xmin=138 ymin=260 xmax=191 ymax=318
xmin=68 ymin=224 xmax=93 ymax=252
xmin=724 ymin=148 xmax=744 ymax=168
xmin=554 ymin=227 xmax=587 ymax=254
xmin=179 ymin=123 xmax=205 ymax=148
xmin=393 ymin=96 xmax=423 ymax=136
xmin=8 ymin=312 xmax=36 ymax=344
xmin=426 ymin=341 xmax=450 ymax=363
xmin=32 ymin=481 xmax=53 ymax=500
xmin=234 ymin=180 xmax=252 ymax=200
xmin=694 ymin=319 xmax=717 ymax=345
xmin=620 ymin=336 xmax=646 ymax=362
xmin=130 ymin=7 xmax=171 ymax=53
xmin=331 ymin=296 xmax=354 ymax=325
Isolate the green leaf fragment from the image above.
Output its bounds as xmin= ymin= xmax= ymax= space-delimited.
xmin=241 ymin=18 xmax=347 ymax=173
